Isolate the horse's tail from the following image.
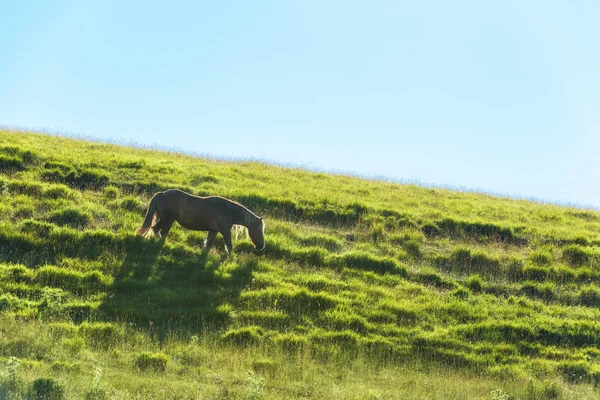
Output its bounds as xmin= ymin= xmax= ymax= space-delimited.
xmin=136 ymin=192 xmax=161 ymax=238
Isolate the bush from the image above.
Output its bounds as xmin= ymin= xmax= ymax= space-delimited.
xmin=42 ymin=184 xmax=75 ymax=200
xmin=103 ymin=186 xmax=119 ymax=199
xmin=222 ymin=326 xmax=264 ymax=346
xmin=118 ymin=159 xmax=145 ymax=169
xmin=557 ymin=360 xmax=592 ymax=383
xmin=85 ymin=387 xmax=109 ymax=400
xmin=134 ymin=352 xmax=169 ymax=372
xmin=333 ymin=251 xmax=407 ymax=276
xmin=529 ymin=249 xmax=552 ymax=266
xmin=519 ymin=282 xmax=556 ymax=302
xmin=578 ymin=286 xmax=600 ymax=307
xmin=252 ymin=358 xmax=278 ymax=377
xmin=525 ymin=379 xmax=561 ymax=400
xmin=20 ymin=219 xmax=54 ymax=238
xmin=436 ymin=218 xmax=515 ymax=241
xmin=562 ymin=244 xmax=590 ymax=267
xmin=29 ymin=377 xmax=65 ymax=400
xmin=47 ymin=207 xmax=91 ymax=228
xmin=41 ymin=162 xmax=109 ymax=190
xmin=79 ymin=322 xmax=123 ymax=348
xmin=413 ymin=270 xmax=456 ymax=289
xmin=271 ymin=333 xmax=308 ymax=353
xmin=0 ymin=155 xmax=25 ymax=172
xmin=120 ymin=196 xmax=143 ymax=213
xmin=0 ymin=146 xmax=39 ymax=163
xmin=311 ymin=330 xmax=360 ymax=351
xmin=299 ymin=233 xmax=342 ymax=251
xmin=441 ymin=247 xmax=501 ymax=277
xmin=465 ymin=275 xmax=483 ymax=292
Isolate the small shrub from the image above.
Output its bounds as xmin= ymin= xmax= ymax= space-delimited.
xmin=20 ymin=219 xmax=54 ymax=238
xmin=0 ymin=294 xmax=20 ymax=312
xmin=529 ymin=249 xmax=552 ymax=266
xmin=222 ymin=326 xmax=264 ymax=346
xmin=578 ymin=286 xmax=600 ymax=307
xmin=519 ymin=282 xmax=556 ymax=302
xmin=557 ymin=360 xmax=591 ymax=383
xmin=334 ymin=251 xmax=406 ymax=276
xmin=465 ymin=275 xmax=483 ymax=292
xmin=41 ymin=163 xmax=109 ymax=190
xmin=391 ymin=229 xmax=424 ymax=258
xmin=413 ymin=270 xmax=455 ymax=289
xmin=75 ymin=169 xmax=110 ymax=189
xmin=521 ymin=265 xmax=548 ymax=282
xmin=190 ymin=173 xmax=219 ymax=185
xmin=421 ymin=221 xmax=442 ymax=237
xmin=299 ymin=233 xmax=343 ymax=251
xmin=0 ymin=357 xmax=24 ymax=398
xmin=294 ymin=247 xmax=328 ymax=266
xmin=120 ymin=196 xmax=143 ymax=213
xmin=42 ymin=184 xmax=75 ymax=200
xmin=446 ymin=247 xmax=501 ymax=277
xmin=371 ymin=223 xmax=385 ymax=243
xmin=0 ymin=146 xmax=39 ymax=163
xmin=47 ymin=207 xmax=91 ymax=228
xmin=29 ymin=377 xmax=65 ymax=400
xmin=0 ymin=154 xmax=27 ymax=172
xmin=245 ymin=371 xmax=265 ymax=400
xmin=252 ymin=358 xmax=278 ymax=377
xmin=79 ymin=322 xmax=123 ymax=348
xmin=311 ymin=330 xmax=360 ymax=351
xmin=452 ymin=287 xmax=470 ymax=299
xmin=436 ymin=218 xmax=515 ymax=241
xmin=403 ymin=240 xmax=422 ymax=258
xmin=103 ymin=186 xmax=119 ymax=200
xmin=85 ymin=387 xmax=109 ymax=400
xmin=8 ymin=180 xmax=43 ymax=196
xmin=525 ymin=379 xmax=561 ymax=400
xmin=118 ymin=159 xmax=145 ymax=169
xmin=239 ymin=310 xmax=289 ymax=329
xmin=562 ymin=244 xmax=590 ymax=267
xmin=324 ymin=309 xmax=369 ymax=333
xmin=380 ymin=303 xmax=419 ymax=325
xmin=134 ymin=352 xmax=169 ymax=372
xmin=35 ymin=267 xmax=109 ymax=295
xmin=15 ymin=204 xmax=35 ymax=219
xmin=272 ymin=333 xmax=308 ymax=353
xmin=491 ymin=389 xmax=509 ymax=400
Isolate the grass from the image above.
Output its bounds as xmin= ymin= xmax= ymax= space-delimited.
xmin=1 ymin=129 xmax=600 ymax=398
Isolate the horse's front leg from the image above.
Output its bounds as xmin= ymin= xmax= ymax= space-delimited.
xmin=204 ymin=231 xmax=218 ymax=252
xmin=220 ymin=228 xmax=233 ymax=254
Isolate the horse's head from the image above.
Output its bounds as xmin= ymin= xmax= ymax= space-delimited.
xmin=248 ymin=217 xmax=265 ymax=251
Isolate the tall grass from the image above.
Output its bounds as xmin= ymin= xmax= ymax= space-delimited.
xmin=2 ymin=129 xmax=600 ymax=398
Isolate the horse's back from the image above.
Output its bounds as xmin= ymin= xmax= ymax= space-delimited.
xmin=158 ymin=190 xmax=238 ymax=231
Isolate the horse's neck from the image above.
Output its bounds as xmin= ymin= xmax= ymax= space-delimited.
xmin=233 ymin=207 xmax=256 ymax=227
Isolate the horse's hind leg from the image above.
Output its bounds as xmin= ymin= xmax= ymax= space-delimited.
xmin=152 ymin=219 xmax=164 ymax=237
xmin=203 ymin=231 xmax=218 ymax=252
xmin=160 ymin=219 xmax=174 ymax=240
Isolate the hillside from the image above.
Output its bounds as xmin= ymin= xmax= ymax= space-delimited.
xmin=1 ymin=129 xmax=600 ymax=399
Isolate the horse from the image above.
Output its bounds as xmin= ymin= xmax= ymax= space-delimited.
xmin=136 ymin=189 xmax=265 ymax=253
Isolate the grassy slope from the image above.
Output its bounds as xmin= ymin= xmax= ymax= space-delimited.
xmin=1 ymin=130 xmax=600 ymax=399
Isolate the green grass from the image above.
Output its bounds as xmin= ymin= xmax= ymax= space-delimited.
xmin=1 ymin=129 xmax=600 ymax=398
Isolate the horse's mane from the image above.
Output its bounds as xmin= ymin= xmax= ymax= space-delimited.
xmin=224 ymin=197 xmax=261 ymax=228
xmin=242 ymin=206 xmax=262 ymax=227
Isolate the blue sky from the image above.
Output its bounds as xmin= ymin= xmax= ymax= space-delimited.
xmin=1 ymin=1 xmax=599 ymax=207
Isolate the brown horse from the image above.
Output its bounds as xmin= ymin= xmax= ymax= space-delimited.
xmin=136 ymin=189 xmax=265 ymax=253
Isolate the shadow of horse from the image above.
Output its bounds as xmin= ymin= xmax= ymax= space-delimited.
xmin=97 ymin=235 xmax=255 ymax=343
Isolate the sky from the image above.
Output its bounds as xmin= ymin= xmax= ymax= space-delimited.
xmin=1 ymin=1 xmax=600 ymax=207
